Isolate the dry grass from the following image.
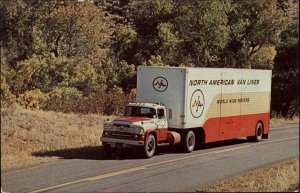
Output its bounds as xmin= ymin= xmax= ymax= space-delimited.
xmin=198 ymin=158 xmax=299 ymax=192
xmin=270 ymin=116 xmax=299 ymax=127
xmin=1 ymin=105 xmax=115 ymax=170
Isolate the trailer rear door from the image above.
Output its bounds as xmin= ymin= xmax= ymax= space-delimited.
xmin=220 ymin=71 xmax=242 ymax=137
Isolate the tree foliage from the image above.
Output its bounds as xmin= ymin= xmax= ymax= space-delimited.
xmin=272 ymin=19 xmax=299 ymax=118
xmin=41 ymin=2 xmax=111 ymax=61
xmin=0 ymin=0 xmax=298 ymax=117
xmin=222 ymin=0 xmax=288 ymax=68
xmin=114 ymin=0 xmax=288 ymax=69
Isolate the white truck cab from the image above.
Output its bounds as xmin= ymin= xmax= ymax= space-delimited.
xmin=101 ymin=102 xmax=172 ymax=158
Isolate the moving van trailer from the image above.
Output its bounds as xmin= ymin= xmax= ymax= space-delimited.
xmin=101 ymin=66 xmax=272 ymax=158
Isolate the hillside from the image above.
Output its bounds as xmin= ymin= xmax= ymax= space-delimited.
xmin=1 ymin=106 xmax=115 ymax=170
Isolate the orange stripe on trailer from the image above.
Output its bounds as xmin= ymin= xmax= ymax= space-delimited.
xmin=203 ymin=112 xmax=270 ymax=143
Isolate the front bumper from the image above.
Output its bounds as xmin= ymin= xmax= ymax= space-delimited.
xmin=101 ymin=137 xmax=145 ymax=146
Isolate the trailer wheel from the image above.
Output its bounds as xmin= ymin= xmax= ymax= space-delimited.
xmin=182 ymin=130 xmax=195 ymax=153
xmin=254 ymin=122 xmax=264 ymax=142
xmin=143 ymin=134 xmax=156 ymax=158
xmin=247 ymin=122 xmax=264 ymax=142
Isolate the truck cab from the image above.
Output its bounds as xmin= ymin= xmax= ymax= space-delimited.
xmin=101 ymin=102 xmax=170 ymax=158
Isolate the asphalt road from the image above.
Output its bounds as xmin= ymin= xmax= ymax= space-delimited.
xmin=1 ymin=125 xmax=299 ymax=193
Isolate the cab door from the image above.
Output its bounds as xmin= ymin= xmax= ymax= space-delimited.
xmin=155 ymin=108 xmax=168 ymax=141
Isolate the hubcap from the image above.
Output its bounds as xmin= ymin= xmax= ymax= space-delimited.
xmin=188 ymin=135 xmax=195 ymax=147
xmin=257 ymin=127 xmax=262 ymax=138
xmin=147 ymin=139 xmax=154 ymax=152
xmin=257 ymin=123 xmax=263 ymax=140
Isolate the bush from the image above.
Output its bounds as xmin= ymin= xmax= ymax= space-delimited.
xmin=44 ymin=87 xmax=84 ymax=113
xmin=41 ymin=87 xmax=136 ymax=115
xmin=16 ymin=89 xmax=49 ymax=110
xmin=0 ymin=76 xmax=16 ymax=107
xmin=75 ymin=88 xmax=136 ymax=115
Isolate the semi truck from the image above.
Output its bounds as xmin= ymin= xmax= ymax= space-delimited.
xmin=100 ymin=66 xmax=272 ymax=158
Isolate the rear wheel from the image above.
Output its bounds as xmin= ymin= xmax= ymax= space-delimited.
xmin=182 ymin=130 xmax=195 ymax=153
xmin=143 ymin=134 xmax=156 ymax=158
xmin=254 ymin=122 xmax=264 ymax=142
xmin=194 ymin=129 xmax=205 ymax=150
xmin=247 ymin=122 xmax=264 ymax=142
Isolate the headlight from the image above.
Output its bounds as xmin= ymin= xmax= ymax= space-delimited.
xmin=131 ymin=125 xmax=144 ymax=134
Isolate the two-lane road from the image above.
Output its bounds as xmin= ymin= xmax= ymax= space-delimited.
xmin=1 ymin=125 xmax=299 ymax=192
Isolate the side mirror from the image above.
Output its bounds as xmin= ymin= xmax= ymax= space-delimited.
xmin=167 ymin=109 xmax=172 ymax=120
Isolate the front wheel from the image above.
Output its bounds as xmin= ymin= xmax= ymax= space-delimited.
xmin=143 ymin=134 xmax=156 ymax=158
xmin=102 ymin=143 xmax=115 ymax=154
xmin=182 ymin=130 xmax=195 ymax=153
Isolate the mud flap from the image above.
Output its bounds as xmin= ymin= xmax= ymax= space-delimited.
xmin=263 ymin=133 xmax=269 ymax=139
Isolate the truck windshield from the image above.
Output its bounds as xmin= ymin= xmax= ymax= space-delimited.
xmin=124 ymin=106 xmax=156 ymax=118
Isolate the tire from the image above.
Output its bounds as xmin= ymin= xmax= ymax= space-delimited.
xmin=182 ymin=130 xmax=195 ymax=153
xmin=194 ymin=129 xmax=205 ymax=150
xmin=103 ymin=143 xmax=114 ymax=154
xmin=254 ymin=122 xmax=264 ymax=142
xmin=247 ymin=122 xmax=264 ymax=142
xmin=143 ymin=134 xmax=156 ymax=158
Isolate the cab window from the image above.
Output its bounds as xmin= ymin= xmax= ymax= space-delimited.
xmin=125 ymin=106 xmax=156 ymax=118
xmin=157 ymin=109 xmax=165 ymax=119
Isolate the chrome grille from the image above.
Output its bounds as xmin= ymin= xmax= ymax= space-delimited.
xmin=113 ymin=123 xmax=130 ymax=127
xmin=111 ymin=125 xmax=132 ymax=132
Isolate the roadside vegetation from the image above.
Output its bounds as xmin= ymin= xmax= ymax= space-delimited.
xmin=197 ymin=158 xmax=299 ymax=192
xmin=0 ymin=105 xmax=115 ymax=170
xmin=270 ymin=115 xmax=299 ymax=127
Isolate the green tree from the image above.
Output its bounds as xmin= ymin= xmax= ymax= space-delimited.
xmin=173 ymin=0 xmax=230 ymax=66
xmin=0 ymin=74 xmax=16 ymax=106
xmin=142 ymin=55 xmax=166 ymax=66
xmin=102 ymin=59 xmax=135 ymax=91
xmin=272 ymin=19 xmax=299 ymax=117
xmin=117 ymin=0 xmax=230 ymax=66
xmin=1 ymin=0 xmax=113 ymax=98
xmin=156 ymin=22 xmax=178 ymax=64
xmin=111 ymin=25 xmax=137 ymax=62
xmin=121 ymin=0 xmax=175 ymax=65
xmin=11 ymin=54 xmax=105 ymax=95
xmin=0 ymin=0 xmax=36 ymax=65
xmin=222 ymin=0 xmax=288 ymax=68
xmin=42 ymin=1 xmax=112 ymax=62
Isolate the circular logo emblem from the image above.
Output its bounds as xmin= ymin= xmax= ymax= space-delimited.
xmin=153 ymin=77 xmax=168 ymax=92
xmin=190 ymin=89 xmax=205 ymax=118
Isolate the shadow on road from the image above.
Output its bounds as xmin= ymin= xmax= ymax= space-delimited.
xmin=202 ymin=138 xmax=249 ymax=150
xmin=32 ymin=146 xmax=147 ymax=160
xmin=158 ymin=138 xmax=249 ymax=154
xmin=32 ymin=138 xmax=250 ymax=161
